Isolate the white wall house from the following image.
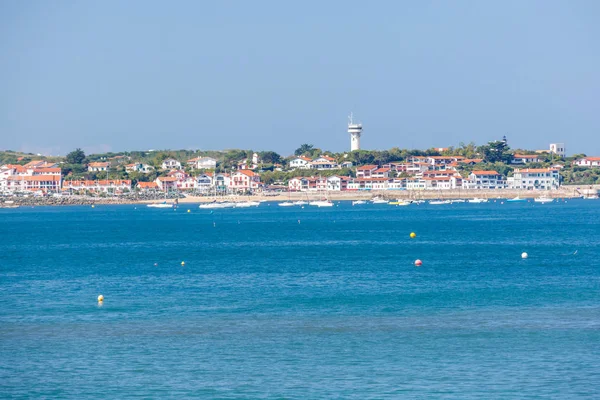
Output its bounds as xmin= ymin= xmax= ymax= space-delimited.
xmin=230 ymin=170 xmax=261 ymax=192
xmin=508 ymin=168 xmax=560 ymax=190
xmin=125 ymin=163 xmax=154 ymax=173
xmin=573 ymin=157 xmax=600 ymax=168
xmin=464 ymin=171 xmax=506 ymax=189
xmin=195 ymin=174 xmax=213 ymax=193
xmin=308 ymin=156 xmax=339 ymax=170
xmin=161 ymin=159 xmax=181 ymax=170
xmin=88 ymin=162 xmax=110 ymax=172
xmin=289 ymin=156 xmax=312 ymax=170
xmin=549 ymin=143 xmax=565 ymax=157
xmin=511 ymin=154 xmax=540 ymax=164
xmin=187 ymin=157 xmax=217 ymax=170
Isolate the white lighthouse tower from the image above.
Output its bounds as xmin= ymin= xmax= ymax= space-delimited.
xmin=348 ymin=113 xmax=362 ymax=151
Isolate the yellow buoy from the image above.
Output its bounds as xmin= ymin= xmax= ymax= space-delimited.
xmin=97 ymin=294 xmax=104 ymax=302
xmin=91 ymin=205 xmax=95 ymax=208
xmin=187 ymin=209 xmax=191 ymax=213
xmin=410 ymin=232 xmax=416 ymax=239
xmin=181 ymin=261 xmax=185 ymax=266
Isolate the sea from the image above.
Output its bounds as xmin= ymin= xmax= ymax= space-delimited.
xmin=1 ymin=199 xmax=599 ymax=399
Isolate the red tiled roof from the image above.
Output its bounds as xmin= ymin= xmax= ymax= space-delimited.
xmin=157 ymin=177 xmax=178 ymax=182
xmin=137 ymin=182 xmax=159 ymax=188
xmin=356 ymin=165 xmax=378 ymax=171
xmin=88 ymin=162 xmax=110 ymax=167
xmin=471 ymin=170 xmax=500 ymax=175
xmin=515 ymin=168 xmax=556 ymax=173
xmin=8 ymin=175 xmax=61 ymax=181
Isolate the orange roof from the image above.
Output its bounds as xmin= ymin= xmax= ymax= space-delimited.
xmin=157 ymin=176 xmax=178 ymax=182
xmin=356 ymin=165 xmax=378 ymax=171
xmin=514 ymin=154 xmax=539 ymax=158
xmin=582 ymin=157 xmax=600 ymax=161
xmin=34 ymin=167 xmax=61 ymax=173
xmin=88 ymin=162 xmax=110 ymax=167
xmin=461 ymin=158 xmax=483 ymax=163
xmin=353 ymin=177 xmax=390 ymax=182
xmin=471 ymin=170 xmax=500 ymax=175
xmin=237 ymin=170 xmax=257 ymax=177
xmin=374 ymin=168 xmax=391 ymax=173
xmin=137 ymin=182 xmax=159 ymax=188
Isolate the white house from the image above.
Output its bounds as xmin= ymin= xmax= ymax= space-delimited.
xmin=508 ymin=168 xmax=560 ymax=190
xmin=356 ymin=165 xmax=378 ymax=178
xmin=326 ymin=176 xmax=349 ymax=191
xmin=230 ymin=170 xmax=261 ymax=192
xmin=573 ymin=157 xmax=600 ymax=168
xmin=125 ymin=163 xmax=154 ymax=173
xmin=308 ymin=156 xmax=338 ymax=170
xmin=549 ymin=143 xmax=566 ymax=157
xmin=195 ymin=174 xmax=213 ymax=193
xmin=289 ymin=156 xmax=312 ymax=170
xmin=63 ymin=180 xmax=131 ymax=193
xmin=88 ymin=162 xmax=110 ymax=172
xmin=512 ymin=154 xmax=540 ymax=164
xmin=156 ymin=176 xmax=178 ymax=191
xmin=213 ymin=173 xmax=231 ymax=192
xmin=187 ymin=157 xmax=217 ymax=170
xmin=464 ymin=170 xmax=506 ymax=189
xmin=161 ymin=159 xmax=181 ymax=170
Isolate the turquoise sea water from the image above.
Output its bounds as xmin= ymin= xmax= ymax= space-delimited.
xmin=1 ymin=200 xmax=599 ymax=398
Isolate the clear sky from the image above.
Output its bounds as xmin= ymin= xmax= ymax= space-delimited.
xmin=1 ymin=0 xmax=599 ymax=156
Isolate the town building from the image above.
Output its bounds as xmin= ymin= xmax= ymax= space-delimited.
xmin=464 ymin=171 xmax=506 ymax=189
xmin=348 ymin=113 xmax=362 ymax=151
xmin=508 ymin=168 xmax=560 ymax=190
xmin=230 ymin=170 xmax=261 ymax=192
xmin=62 ymin=180 xmax=131 ymax=193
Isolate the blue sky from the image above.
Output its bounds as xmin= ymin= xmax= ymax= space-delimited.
xmin=1 ymin=0 xmax=599 ymax=156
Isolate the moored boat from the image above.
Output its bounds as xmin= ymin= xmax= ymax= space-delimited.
xmin=507 ymin=196 xmax=527 ymax=202
xmin=468 ymin=198 xmax=488 ymax=203
xmin=352 ymin=200 xmax=366 ymax=205
xmin=534 ymin=197 xmax=554 ymax=204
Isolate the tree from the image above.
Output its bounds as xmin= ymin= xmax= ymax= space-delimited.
xmin=66 ymin=148 xmax=86 ymax=164
xmin=480 ymin=140 xmax=512 ymax=164
xmin=294 ymin=144 xmax=314 ymax=156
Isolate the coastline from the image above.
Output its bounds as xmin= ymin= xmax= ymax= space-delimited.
xmin=1 ymin=185 xmax=593 ymax=207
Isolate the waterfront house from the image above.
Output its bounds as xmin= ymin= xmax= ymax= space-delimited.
xmin=230 ymin=170 xmax=261 ymax=192
xmin=464 ymin=171 xmax=506 ymax=189
xmin=372 ymin=168 xmax=391 ymax=178
xmin=507 ymin=168 xmax=560 ymax=190
xmin=195 ymin=174 xmax=213 ymax=193
xmin=63 ymin=180 xmax=131 ymax=193
xmin=156 ymin=176 xmax=178 ymax=192
xmin=326 ymin=176 xmax=350 ymax=191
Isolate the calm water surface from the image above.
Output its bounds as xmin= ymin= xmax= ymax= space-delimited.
xmin=1 ymin=200 xmax=599 ymax=398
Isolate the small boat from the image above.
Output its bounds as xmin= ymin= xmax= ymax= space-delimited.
xmin=278 ymin=202 xmax=295 ymax=207
xmin=292 ymin=200 xmax=308 ymax=205
xmin=429 ymin=200 xmax=452 ymax=205
xmin=507 ymin=196 xmax=527 ymax=202
xmin=534 ymin=197 xmax=554 ymax=204
xmin=234 ymin=201 xmax=260 ymax=208
xmin=468 ymin=198 xmax=488 ymax=203
xmin=199 ymin=201 xmax=235 ymax=209
xmin=352 ymin=200 xmax=366 ymax=206
xmin=451 ymin=199 xmax=466 ymax=203
xmin=389 ymin=200 xmax=410 ymax=206
xmin=147 ymin=202 xmax=173 ymax=208
xmin=309 ymin=200 xmax=334 ymax=207
xmin=371 ymin=197 xmax=388 ymax=204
